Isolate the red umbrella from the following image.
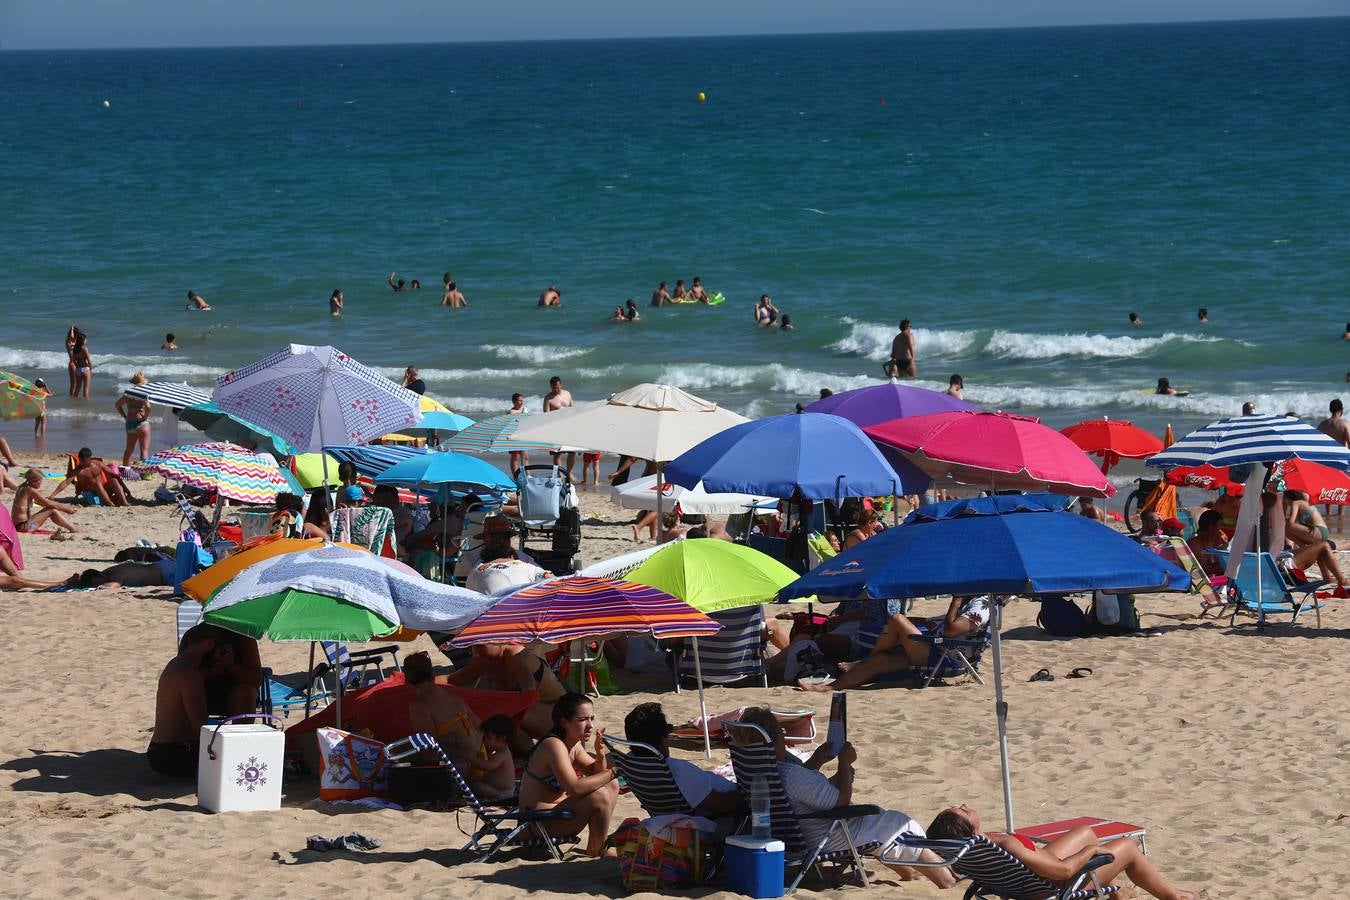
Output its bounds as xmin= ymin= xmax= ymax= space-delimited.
xmin=1162 ymin=458 xmax=1350 ymax=504
xmin=1164 ymin=464 xmax=1241 ymax=492
xmin=1060 ymin=419 xmax=1165 ymax=473
xmin=864 ymin=410 xmax=1115 ymax=498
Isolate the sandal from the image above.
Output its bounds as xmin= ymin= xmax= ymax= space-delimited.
xmin=1028 ymin=668 xmax=1054 ymax=683
xmin=1066 ymin=667 xmax=1093 ymax=679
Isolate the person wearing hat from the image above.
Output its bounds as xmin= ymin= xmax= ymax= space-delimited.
xmin=465 ymin=516 xmax=547 ymax=595
xmin=336 ymin=485 xmax=365 ymax=509
xmin=1160 ymin=516 xmax=1187 ymax=537
xmin=623 ymin=702 xmax=744 ymax=822
xmin=114 ymin=372 xmax=152 ymax=466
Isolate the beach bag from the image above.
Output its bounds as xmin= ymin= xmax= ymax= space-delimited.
xmin=316 ymin=727 xmax=389 ymax=801
xmin=781 ymin=639 xmax=832 ymax=682
xmin=552 ymin=505 xmax=582 ymax=554
xmin=1089 ymin=592 xmax=1140 ymax=634
xmin=788 ymin=611 xmax=830 ymax=642
xmin=614 ymin=817 xmax=704 ymax=891
xmin=1037 ymin=596 xmax=1086 ymax=637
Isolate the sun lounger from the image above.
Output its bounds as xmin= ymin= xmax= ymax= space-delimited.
xmin=1208 ymin=549 xmax=1326 ymax=627
xmin=896 ymin=833 xmax=1120 ymax=898
xmin=385 ymin=732 xmax=577 ymax=862
xmin=725 ymin=720 xmax=881 ymax=892
xmin=319 ymin=641 xmax=402 ymax=695
xmin=1019 ymin=816 xmax=1147 ymax=855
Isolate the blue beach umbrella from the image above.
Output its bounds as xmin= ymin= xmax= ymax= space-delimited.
xmin=779 ymin=493 xmax=1188 ymax=834
xmin=665 ymin=412 xmax=927 ymax=500
xmin=373 ymin=452 xmax=515 ymax=493
xmin=399 ymin=410 xmax=475 ymax=436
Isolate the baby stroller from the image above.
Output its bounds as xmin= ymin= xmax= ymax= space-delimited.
xmin=514 ymin=464 xmax=580 ymax=576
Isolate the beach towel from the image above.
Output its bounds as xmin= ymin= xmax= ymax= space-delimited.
xmin=316 ymin=727 xmax=389 ymax=801
xmin=331 ymin=506 xmax=397 ymax=558
xmin=0 ymin=505 xmax=23 ymax=570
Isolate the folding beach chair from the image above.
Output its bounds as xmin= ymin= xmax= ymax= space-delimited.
xmin=894 ymin=834 xmax=1120 ymax=899
xmin=175 ymin=598 xmax=203 ymax=646
xmin=853 ymin=618 xmax=992 ymax=688
xmin=674 ymin=606 xmax=768 ymax=690
xmin=385 ymin=732 xmax=577 ymax=862
xmin=258 ymin=667 xmax=332 ymax=718
xmin=1208 ymin=549 xmax=1325 ymax=627
xmin=320 ymin=640 xmax=402 ymax=691
xmin=724 ymin=721 xmax=881 ymax=893
xmin=1156 ymin=537 xmax=1227 ymax=617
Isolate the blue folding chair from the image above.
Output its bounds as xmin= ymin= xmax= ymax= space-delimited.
xmin=1208 ymin=550 xmax=1325 ymax=627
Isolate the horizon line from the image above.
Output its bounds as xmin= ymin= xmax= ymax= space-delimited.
xmin=2 ymin=13 xmax=1344 ymax=53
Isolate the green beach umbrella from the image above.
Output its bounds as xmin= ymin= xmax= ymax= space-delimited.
xmin=292 ymin=452 xmax=342 ymax=490
xmin=627 ymin=538 xmax=810 ymax=756
xmin=202 ymin=589 xmax=397 ymax=642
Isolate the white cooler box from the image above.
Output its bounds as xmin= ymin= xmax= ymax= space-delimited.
xmin=198 ymin=719 xmax=285 ymax=812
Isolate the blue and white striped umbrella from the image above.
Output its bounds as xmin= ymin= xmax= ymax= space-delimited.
xmin=1146 ymin=414 xmax=1350 ymax=471
xmin=323 ymin=444 xmax=427 ymax=479
xmin=124 ymin=381 xmax=211 ymax=411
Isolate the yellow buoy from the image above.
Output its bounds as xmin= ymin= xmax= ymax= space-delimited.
xmin=697 ymin=91 xmax=706 ymax=103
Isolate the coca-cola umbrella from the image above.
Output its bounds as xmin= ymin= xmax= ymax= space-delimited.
xmin=1165 ymin=458 xmax=1350 ymax=504
xmin=865 ymin=411 xmax=1115 ymax=498
xmin=1060 ymin=418 xmax=1164 ymax=474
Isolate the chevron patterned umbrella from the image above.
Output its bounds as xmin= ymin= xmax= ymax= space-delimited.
xmin=139 ymin=441 xmax=291 ymax=503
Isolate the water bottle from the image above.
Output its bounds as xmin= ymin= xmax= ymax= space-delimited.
xmin=750 ymin=775 xmax=771 ymax=839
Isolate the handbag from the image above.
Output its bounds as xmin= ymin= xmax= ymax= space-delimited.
xmin=316 ymin=726 xmax=389 ymax=801
xmin=614 ymin=817 xmax=704 ymax=891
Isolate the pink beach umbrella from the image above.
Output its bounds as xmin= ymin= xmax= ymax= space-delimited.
xmin=865 ymin=410 xmax=1116 ymax=498
xmin=0 ymin=504 xmax=23 ymax=570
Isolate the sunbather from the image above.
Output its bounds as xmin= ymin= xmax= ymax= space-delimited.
xmin=0 ymin=545 xmax=62 ymax=590
xmin=48 ymin=448 xmax=129 ymax=507
xmin=518 ymin=692 xmax=619 ymax=857
xmin=927 ymin=803 xmax=1194 ymax=899
xmin=11 ymin=469 xmax=81 ymax=534
xmin=446 ymin=643 xmax=564 ymax=745
xmin=799 ymin=595 xmax=989 ymax=692
xmin=736 ymin=706 xmax=954 ymax=887
xmin=65 ymin=556 xmax=175 ymax=588
xmin=405 ymin=651 xmax=485 ymax=772
xmin=1283 ymin=490 xmax=1347 ymax=593
xmin=623 ymin=702 xmax=745 ymax=819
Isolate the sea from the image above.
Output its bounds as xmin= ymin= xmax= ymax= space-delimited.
xmin=2 ymin=17 xmax=1348 ymax=478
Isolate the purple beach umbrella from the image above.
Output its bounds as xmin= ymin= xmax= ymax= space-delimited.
xmin=806 ymin=381 xmax=977 ymax=429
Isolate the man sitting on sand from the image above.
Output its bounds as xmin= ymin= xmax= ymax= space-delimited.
xmin=735 ymin=707 xmax=955 ymax=887
xmin=48 ymin=448 xmax=129 ymax=507
xmin=624 ymin=702 xmax=745 ymax=822
xmin=11 ymin=469 xmax=80 ymax=534
xmin=148 ymin=625 xmax=262 ymax=778
xmin=799 ymin=595 xmax=989 ymax=692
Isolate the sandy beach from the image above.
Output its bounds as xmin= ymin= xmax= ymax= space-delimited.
xmin=1 ymin=450 xmax=1347 ymax=899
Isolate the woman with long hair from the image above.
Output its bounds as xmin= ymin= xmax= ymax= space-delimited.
xmin=517 ymin=691 xmax=619 ymax=857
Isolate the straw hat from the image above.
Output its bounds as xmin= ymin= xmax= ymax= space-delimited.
xmin=473 ymin=516 xmax=517 ymax=539
xmin=130 ymin=372 xmax=149 ymax=386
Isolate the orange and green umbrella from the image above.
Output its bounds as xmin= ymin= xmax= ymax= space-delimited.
xmin=180 ymin=535 xmax=370 ymax=603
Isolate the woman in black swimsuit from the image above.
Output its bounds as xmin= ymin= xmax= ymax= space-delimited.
xmin=517 ymin=692 xmax=619 ymax=857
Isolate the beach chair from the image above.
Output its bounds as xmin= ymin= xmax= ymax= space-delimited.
xmin=806 ymin=532 xmax=837 ymax=568
xmin=385 ymin=732 xmax=578 ymax=862
xmin=674 ymin=606 xmax=768 ymax=691
xmin=320 ymin=640 xmax=402 ymax=691
xmin=1156 ymin=537 xmax=1227 ymax=617
xmin=259 ymin=667 xmax=332 ymax=718
xmin=894 ymin=834 xmax=1120 ymax=899
xmin=853 ymin=618 xmax=992 ymax=688
xmin=175 ymin=598 xmax=203 ymax=646
xmin=1208 ymin=549 xmax=1325 ymax=627
xmin=724 ymin=720 xmax=881 ymax=892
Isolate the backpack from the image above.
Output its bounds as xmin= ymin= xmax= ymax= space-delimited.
xmin=1037 ymin=596 xmax=1087 ymax=637
xmin=552 ymin=505 xmax=582 ymax=554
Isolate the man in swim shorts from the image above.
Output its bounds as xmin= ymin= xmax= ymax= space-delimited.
xmin=49 ymin=448 xmax=129 ymax=507
xmin=889 ymin=319 xmax=916 ymax=378
xmin=688 ymin=277 xmax=709 ymax=302
xmin=147 ymin=627 xmax=231 ymax=778
xmin=651 ymin=281 xmax=671 ymax=306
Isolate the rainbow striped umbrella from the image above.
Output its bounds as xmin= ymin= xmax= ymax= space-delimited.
xmin=0 ymin=371 xmax=47 ymax=421
xmin=450 ymin=576 xmax=720 ymax=647
xmin=445 ymin=414 xmax=554 ymax=455
xmin=139 ymin=441 xmax=291 ymax=503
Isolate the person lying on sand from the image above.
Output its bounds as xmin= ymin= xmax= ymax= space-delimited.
xmin=799 ymin=595 xmax=989 ymax=692
xmin=11 ymin=469 xmax=80 ymax=534
xmin=927 ymin=803 xmax=1195 ymax=899
xmin=0 ymin=545 xmax=62 ymax=590
xmin=735 ymin=706 xmax=956 ymax=887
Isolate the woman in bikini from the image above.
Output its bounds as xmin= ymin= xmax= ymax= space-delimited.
xmin=404 ymin=651 xmax=484 ymax=771
xmin=71 ymin=330 xmax=92 ymax=399
xmin=518 ymin=691 xmax=619 ymax=857
xmin=1282 ymin=489 xmax=1347 ymax=594
xmin=447 ymin=643 xmax=564 ymax=744
xmin=11 ymin=469 xmax=80 ymax=534
xmin=115 ymin=374 xmax=152 ymax=465
xmin=65 ymin=326 xmax=79 ymax=397
xmin=927 ymin=803 xmax=1194 ymax=899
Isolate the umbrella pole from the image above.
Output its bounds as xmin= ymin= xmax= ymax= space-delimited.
xmin=692 ymin=636 xmax=712 ymax=758
xmin=656 ymin=463 xmax=665 ymax=540
xmin=336 ymin=664 xmax=344 ymax=730
xmin=991 ymin=596 xmax=1015 ymax=832
xmin=439 ymin=489 xmax=448 ymax=584
xmin=304 ymin=640 xmax=316 ymax=718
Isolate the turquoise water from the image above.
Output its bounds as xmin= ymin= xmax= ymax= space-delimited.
xmin=2 ymin=18 xmax=1348 ymax=457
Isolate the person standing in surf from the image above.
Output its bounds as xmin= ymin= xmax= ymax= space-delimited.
xmin=889 ymin=319 xmax=916 ymax=378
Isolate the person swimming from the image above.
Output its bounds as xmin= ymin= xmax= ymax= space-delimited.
xmin=624 ymin=298 xmax=640 ymax=321
xmin=1129 ymin=312 xmax=1142 ymax=326
xmin=1198 ymin=307 xmax=1210 ymax=323
xmin=1156 ymin=377 xmax=1177 ymax=396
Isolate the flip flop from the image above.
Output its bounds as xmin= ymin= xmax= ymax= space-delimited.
xmin=1029 ymin=668 xmax=1054 ymax=683
xmin=1066 ymin=667 xmax=1093 ymax=679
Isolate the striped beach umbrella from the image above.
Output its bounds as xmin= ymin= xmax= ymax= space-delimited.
xmin=1146 ymin=413 xmax=1350 ymax=471
xmin=450 ymin=576 xmax=720 ymax=647
xmin=177 ymin=401 xmax=295 ymax=457
xmin=445 ymin=414 xmax=554 ymax=455
xmin=139 ymin=441 xmax=291 ymax=503
xmin=0 ymin=371 xmax=47 ymax=421
xmin=123 ymin=381 xmax=212 ymax=410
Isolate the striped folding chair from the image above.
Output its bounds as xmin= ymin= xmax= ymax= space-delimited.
xmin=601 ymin=735 xmax=693 ymax=816
xmin=175 ymin=599 xmax=203 ymax=646
xmin=674 ymin=606 xmax=768 ymax=691
xmin=724 ymin=721 xmax=880 ymax=893
xmin=894 ymin=834 xmax=1120 ymax=899
xmin=385 ymin=732 xmax=578 ymax=862
xmin=852 ymin=619 xmax=992 ymax=688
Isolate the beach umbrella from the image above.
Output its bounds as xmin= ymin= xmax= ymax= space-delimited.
xmin=627 ymin=539 xmax=808 ymax=755
xmin=214 ymin=344 xmax=422 ymax=461
xmin=1164 ymin=458 xmax=1350 ymax=504
xmin=666 ymin=412 xmax=924 ymax=500
xmin=374 ymin=451 xmax=514 ymax=492
xmin=805 ymin=381 xmax=976 ymax=428
xmin=1163 ymin=463 xmax=1240 ymax=492
xmin=613 ymin=474 xmax=777 ymax=516
xmin=180 ymin=536 xmax=371 ymax=603
xmin=1147 ymin=414 xmax=1350 ymax=624
xmin=397 ymin=410 xmax=475 ymax=437
xmin=779 ymin=493 xmax=1189 ymax=833
xmin=451 ymin=576 xmax=720 ymax=647
xmin=139 ymin=441 xmax=290 ymax=504
xmin=577 ymin=542 xmax=680 ymax=580
xmin=291 ymin=452 xmax=343 ymax=490
xmin=1060 ymin=418 xmax=1164 ymax=473
xmin=510 ymin=384 xmax=751 ymax=524
xmin=0 ymin=370 xmax=47 ymax=421
xmin=865 ymin=410 xmax=1115 ymax=497
xmin=123 ymin=381 xmax=211 ymax=410
xmin=0 ymin=504 xmax=23 ymax=570
xmin=445 ymin=414 xmax=555 ymax=455
xmin=177 ymin=401 xmax=296 ymax=458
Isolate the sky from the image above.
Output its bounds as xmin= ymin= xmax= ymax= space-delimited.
xmin=2 ymin=0 xmax=1345 ymax=50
